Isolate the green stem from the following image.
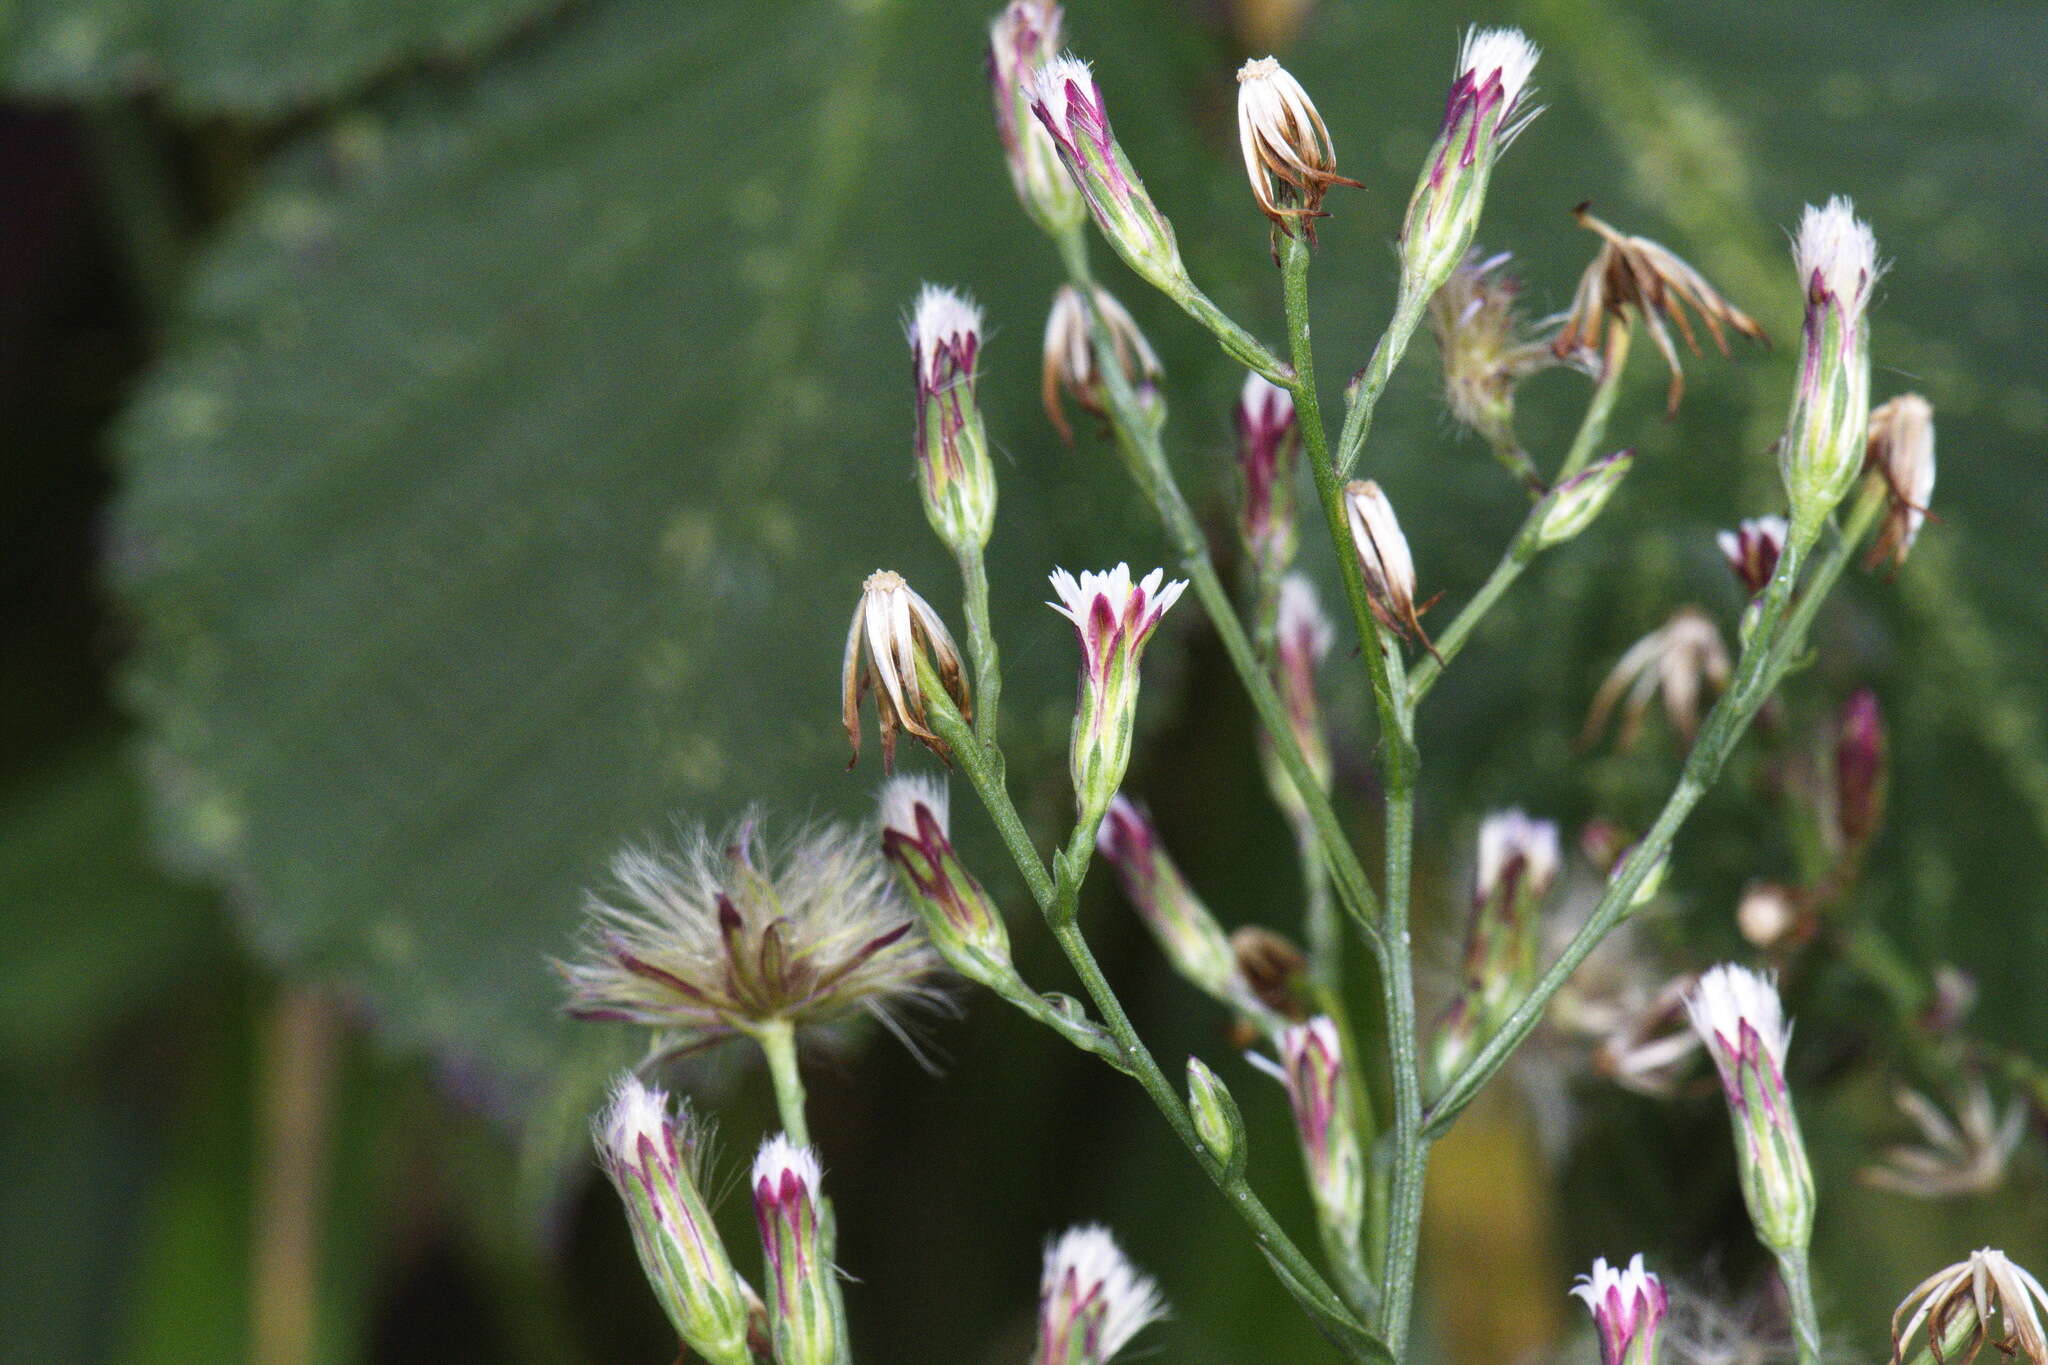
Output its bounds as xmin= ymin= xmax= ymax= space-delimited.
xmin=957 ymin=545 xmax=1002 ymax=743
xmin=1424 ymin=489 xmax=1885 ymax=1136
xmin=1332 ymin=291 xmax=1430 ymax=479
xmin=1775 ymin=1249 xmax=1825 ymax=1365
xmin=1554 ymin=326 xmax=1631 ymax=482
xmin=755 ymin=1020 xmax=811 ymax=1148
xmin=1168 ymin=278 xmax=1293 ymax=385
xmin=1407 ymin=356 xmax=1628 ymax=703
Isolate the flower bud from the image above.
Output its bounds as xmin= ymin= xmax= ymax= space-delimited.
xmin=1864 ymin=393 xmax=1935 ymax=569
xmin=1526 ymin=449 xmax=1633 ymax=550
xmin=1833 ymin=687 xmax=1887 ymax=851
xmin=843 ymin=570 xmax=972 ymax=770
xmin=1258 ymin=575 xmax=1335 ymax=829
xmin=1736 ymin=881 xmax=1801 ymax=950
xmin=594 ymin=1076 xmax=756 ymax=1365
xmin=1034 ymin=1225 xmax=1167 ymax=1365
xmin=1048 ymin=565 xmax=1187 ymax=823
xmin=1030 ymin=58 xmax=1190 ymax=298
xmin=1398 ymin=27 xmax=1541 ymax=309
xmin=880 ymin=775 xmax=1015 ymax=988
xmin=1235 ymin=57 xmax=1359 ymax=237
xmin=1097 ymin=796 xmax=1237 ymax=1002
xmin=907 ymin=285 xmax=996 ymax=554
xmin=1684 ymin=965 xmax=1816 ymax=1256
xmin=1273 ymin=1018 xmax=1364 ymax=1251
xmin=1716 ymin=516 xmax=1788 ymax=598
xmin=1344 ymin=479 xmax=1432 ymax=649
xmin=1571 ymin=1254 xmax=1669 ymax=1365
xmin=988 ymin=2 xmax=1087 ymax=237
xmin=1434 ymin=809 xmax=1559 ymax=1089
xmin=1237 ymin=373 xmax=1301 ymax=581
xmin=1186 ymin=1056 xmax=1247 ymax=1178
xmin=752 ymin=1135 xmax=840 ymax=1365
xmin=1780 ymin=197 xmax=1881 ymax=542
xmin=1042 ymin=283 xmax=1164 ymax=441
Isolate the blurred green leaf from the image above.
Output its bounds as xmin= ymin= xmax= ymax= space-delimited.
xmin=1 ymin=0 xmax=557 ymax=113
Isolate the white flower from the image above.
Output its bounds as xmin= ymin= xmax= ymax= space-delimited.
xmin=1793 ymin=195 xmax=1880 ymax=317
xmin=1035 ymin=1225 xmax=1167 ymax=1365
xmin=752 ymin=1132 xmax=824 ymax=1200
xmin=1683 ymin=963 xmax=1789 ymax=1071
xmin=878 ymin=773 xmax=948 ymax=844
xmin=1046 ymin=564 xmax=1187 ymax=681
xmin=1457 ymin=26 xmax=1540 ymax=119
xmin=1572 ymin=1254 xmax=1669 ymax=1365
xmin=908 ymin=284 xmax=982 ymax=392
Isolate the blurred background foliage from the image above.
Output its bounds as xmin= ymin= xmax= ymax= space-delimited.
xmin=3 ymin=0 xmax=2045 ymax=1361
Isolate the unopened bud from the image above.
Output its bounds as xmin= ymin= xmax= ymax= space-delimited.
xmin=1780 ymin=197 xmax=1881 ymax=542
xmin=1231 ymin=925 xmax=1309 ymax=1022
xmin=1235 ymin=57 xmax=1359 ymax=237
xmin=594 ymin=1076 xmax=755 ymax=1365
xmin=1864 ymin=393 xmax=1935 ymax=569
xmin=751 ymin=1136 xmax=840 ymax=1365
xmin=1344 ymin=479 xmax=1432 ymax=649
xmin=988 ymin=2 xmax=1086 ymax=237
xmin=1097 ymin=796 xmax=1237 ymax=1001
xmin=1030 ymin=58 xmax=1189 ymax=298
xmin=1272 ymin=1018 xmax=1364 ymax=1249
xmin=1049 ymin=565 xmax=1186 ymax=823
xmin=1259 ymin=575 xmax=1334 ymax=828
xmin=1435 ymin=809 xmax=1559 ymax=1088
xmin=1398 ymin=27 xmax=1542 ymax=309
xmin=908 ymin=285 xmax=996 ymax=553
xmin=843 ymin=570 xmax=972 ymax=770
xmin=1526 ymin=449 xmax=1633 ymax=550
xmin=1186 ymin=1057 xmax=1247 ymax=1177
xmin=880 ymin=776 xmax=1015 ymax=988
xmin=1042 ymin=284 xmax=1164 ymax=441
xmin=1833 ymin=687 xmax=1887 ymax=850
xmin=1034 ymin=1226 xmax=1167 ymax=1365
xmin=1571 ymin=1254 xmax=1669 ymax=1365
xmin=1717 ymin=516 xmax=1788 ymax=598
xmin=1685 ymin=965 xmax=1815 ymax=1255
xmin=1237 ymin=373 xmax=1301 ymax=579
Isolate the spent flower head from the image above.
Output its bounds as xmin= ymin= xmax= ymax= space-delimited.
xmin=1581 ymin=607 xmax=1730 ymax=751
xmin=1097 ymin=795 xmax=1240 ymax=1005
xmin=593 ymin=1075 xmax=755 ymax=1365
xmin=1043 ymin=283 xmax=1164 ymax=441
xmin=1048 ymin=564 xmax=1187 ymax=820
xmin=561 ymin=817 xmax=940 ymax=1053
xmin=843 ymin=569 xmax=973 ymax=770
xmin=1344 ymin=479 xmax=1434 ymax=651
xmin=1864 ymin=393 xmax=1936 ymax=570
xmin=1861 ymin=1082 xmax=2028 ymax=1201
xmin=1034 ymin=1225 xmax=1168 ymax=1365
xmin=989 ymin=1 xmax=1087 ymax=236
xmin=1573 ymin=1254 xmax=1671 ymax=1365
xmin=1685 ymin=964 xmax=1815 ymax=1256
xmin=1555 ymin=206 xmax=1766 ymax=417
xmin=1429 ymin=248 xmax=1558 ymax=477
xmin=908 ymin=284 xmax=996 ymax=552
xmin=1781 ymin=197 xmax=1882 ymax=539
xmin=1717 ymin=516 xmax=1789 ymax=599
xmin=1235 ymin=57 xmax=1360 ymax=237
xmin=1892 ymin=1249 xmax=2048 ymax=1365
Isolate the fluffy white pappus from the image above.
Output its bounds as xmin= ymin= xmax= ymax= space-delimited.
xmin=1793 ymin=196 xmax=1880 ymax=308
xmin=1040 ymin=1224 xmax=1167 ymax=1359
xmin=1458 ymin=25 xmax=1540 ymax=110
xmin=1276 ymin=574 xmax=1334 ymax=662
xmin=597 ymin=1070 xmax=673 ymax=1158
xmin=1571 ymin=1252 xmax=1666 ymax=1328
xmin=752 ymin=1133 xmax=823 ymax=1199
xmin=878 ymin=773 xmax=949 ymax=842
xmin=1684 ymin=963 xmax=1790 ymax=1062
xmin=1029 ymin=55 xmax=1096 ymax=126
xmin=908 ymin=284 xmax=983 ymax=382
xmin=1046 ymin=564 xmax=1188 ymax=629
xmin=1477 ymin=808 xmax=1561 ymax=900
xmin=1239 ymin=370 xmax=1296 ymax=423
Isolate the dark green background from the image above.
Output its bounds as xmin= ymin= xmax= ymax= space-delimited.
xmin=4 ymin=0 xmax=2044 ymax=1360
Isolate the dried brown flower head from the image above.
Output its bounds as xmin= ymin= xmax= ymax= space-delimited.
xmin=1581 ymin=607 xmax=1730 ymax=751
xmin=1428 ymin=249 xmax=1558 ymax=479
xmin=843 ymin=570 xmax=971 ymax=771
xmin=1892 ymin=1249 xmax=2048 ymax=1365
xmin=1862 ymin=1082 xmax=2028 ymax=1201
xmin=1235 ymin=57 xmax=1360 ymax=237
xmin=1042 ymin=283 xmax=1163 ymax=441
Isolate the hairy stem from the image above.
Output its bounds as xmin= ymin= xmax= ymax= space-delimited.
xmin=1332 ymin=291 xmax=1430 ymax=479
xmin=957 ymin=544 xmax=1002 ymax=743
xmin=756 ymin=1020 xmax=811 ymax=1148
xmin=1776 ymin=1249 xmax=1826 ymax=1365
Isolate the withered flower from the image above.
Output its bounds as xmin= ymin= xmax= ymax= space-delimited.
xmin=843 ymin=570 xmax=971 ymax=771
xmin=1042 ymin=283 xmax=1163 ymax=441
xmin=1581 ymin=607 xmax=1730 ymax=751
xmin=1865 ymin=393 xmax=1936 ymax=570
xmin=1554 ymin=205 xmax=1767 ymax=417
xmin=561 ymin=819 xmax=942 ymax=1054
xmin=1428 ymin=248 xmax=1558 ymax=482
xmin=1892 ymin=1249 xmax=2048 ymax=1365
xmin=1344 ymin=479 xmax=1436 ymax=653
xmin=1862 ymin=1082 xmax=2028 ymax=1201
xmin=1235 ymin=57 xmax=1360 ymax=237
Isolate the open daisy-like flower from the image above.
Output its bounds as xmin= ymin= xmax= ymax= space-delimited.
xmin=561 ymin=818 xmax=941 ymax=1056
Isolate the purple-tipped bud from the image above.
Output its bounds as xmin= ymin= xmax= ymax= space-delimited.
xmin=1834 ymin=688 xmax=1887 ymax=851
xmin=1259 ymin=575 xmax=1335 ymax=829
xmin=907 ymin=285 xmax=996 ymax=553
xmin=751 ymin=1135 xmax=839 ymax=1365
xmin=1033 ymin=1225 xmax=1167 ymax=1365
xmin=1684 ymin=965 xmax=1815 ymax=1255
xmin=1237 ymin=372 xmax=1301 ymax=580
xmin=1048 ymin=565 xmax=1187 ymax=821
xmin=988 ymin=2 xmax=1086 ymax=236
xmin=1097 ymin=796 xmax=1238 ymax=1003
xmin=593 ymin=1076 xmax=755 ymax=1365
xmin=1272 ymin=1018 xmax=1364 ymax=1252
xmin=1781 ymin=198 xmax=1881 ymax=541
xmin=1398 ymin=27 xmax=1542 ymax=308
xmin=1434 ymin=809 xmax=1559 ymax=1089
xmin=1571 ymin=1254 xmax=1669 ymax=1365
xmin=1029 ymin=57 xmax=1188 ymax=297
xmin=880 ymin=775 xmax=1015 ymax=987
xmin=1717 ymin=516 xmax=1789 ymax=598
